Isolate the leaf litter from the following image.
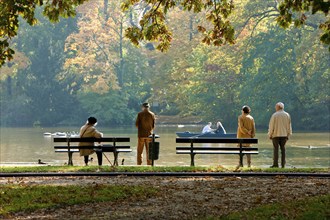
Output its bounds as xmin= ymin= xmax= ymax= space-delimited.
xmin=0 ymin=175 xmax=329 ymax=219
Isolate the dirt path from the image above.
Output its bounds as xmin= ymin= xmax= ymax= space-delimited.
xmin=1 ymin=176 xmax=329 ymax=219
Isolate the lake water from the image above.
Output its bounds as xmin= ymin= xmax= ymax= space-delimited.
xmin=0 ymin=126 xmax=329 ymax=168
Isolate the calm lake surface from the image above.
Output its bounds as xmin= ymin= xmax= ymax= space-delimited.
xmin=0 ymin=126 xmax=329 ymax=168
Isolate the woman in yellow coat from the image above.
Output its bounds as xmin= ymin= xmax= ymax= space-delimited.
xmin=79 ymin=117 xmax=103 ymax=166
xmin=237 ymin=105 xmax=256 ymax=167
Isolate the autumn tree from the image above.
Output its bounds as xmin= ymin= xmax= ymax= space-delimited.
xmin=63 ymin=0 xmax=121 ymax=93
xmin=1 ymin=0 xmax=329 ymax=67
xmin=63 ymin=0 xmax=154 ymax=124
xmin=64 ymin=0 xmax=152 ymax=91
xmin=239 ymin=0 xmax=330 ymax=130
xmin=0 ymin=11 xmax=80 ymax=126
xmin=148 ymin=2 xmax=248 ymax=126
xmin=0 ymin=0 xmax=89 ymax=66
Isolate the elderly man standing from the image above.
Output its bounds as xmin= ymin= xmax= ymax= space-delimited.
xmin=268 ymin=102 xmax=292 ymax=168
xmin=135 ymin=102 xmax=155 ymax=165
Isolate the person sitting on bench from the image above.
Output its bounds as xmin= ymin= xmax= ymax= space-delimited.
xmin=79 ymin=117 xmax=103 ymax=166
xmin=214 ymin=121 xmax=226 ymax=134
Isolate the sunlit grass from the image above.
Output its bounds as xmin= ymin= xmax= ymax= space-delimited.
xmin=216 ymin=194 xmax=330 ymax=220
xmin=0 ymin=166 xmax=328 ymax=173
xmin=0 ymin=184 xmax=157 ymax=217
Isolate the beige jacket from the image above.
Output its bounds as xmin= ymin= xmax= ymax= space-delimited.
xmin=268 ymin=110 xmax=292 ymax=138
xmin=237 ymin=114 xmax=256 ymax=147
xmin=78 ymin=124 xmax=103 ymax=156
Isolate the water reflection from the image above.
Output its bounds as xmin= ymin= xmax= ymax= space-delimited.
xmin=0 ymin=126 xmax=329 ymax=167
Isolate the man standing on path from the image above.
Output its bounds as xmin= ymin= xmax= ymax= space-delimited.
xmin=135 ymin=102 xmax=155 ymax=165
xmin=268 ymin=102 xmax=292 ymax=168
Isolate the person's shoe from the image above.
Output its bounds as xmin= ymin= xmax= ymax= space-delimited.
xmin=281 ymin=165 xmax=285 ymax=168
xmin=85 ymin=163 xmax=88 ymax=166
xmin=269 ymin=165 xmax=278 ymax=168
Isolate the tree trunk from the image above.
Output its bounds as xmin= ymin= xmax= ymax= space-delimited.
xmin=104 ymin=0 xmax=109 ymax=22
xmin=6 ymin=76 xmax=12 ymax=97
xmin=118 ymin=19 xmax=124 ymax=89
xmin=189 ymin=15 xmax=193 ymax=41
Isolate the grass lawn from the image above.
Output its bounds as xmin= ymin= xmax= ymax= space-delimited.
xmin=0 ymin=165 xmax=329 ymax=173
xmin=1 ymin=181 xmax=329 ymax=219
xmin=218 ymin=194 xmax=330 ymax=220
xmin=0 ymin=184 xmax=157 ymax=217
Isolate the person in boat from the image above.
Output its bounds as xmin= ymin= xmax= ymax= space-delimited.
xmin=202 ymin=122 xmax=213 ymax=133
xmin=237 ymin=105 xmax=256 ymax=168
xmin=79 ymin=117 xmax=103 ymax=166
xmin=214 ymin=121 xmax=226 ymax=134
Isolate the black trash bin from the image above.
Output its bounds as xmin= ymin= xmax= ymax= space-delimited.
xmin=148 ymin=142 xmax=160 ymax=160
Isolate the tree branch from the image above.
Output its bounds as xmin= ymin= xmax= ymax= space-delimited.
xmin=236 ymin=9 xmax=279 ymax=38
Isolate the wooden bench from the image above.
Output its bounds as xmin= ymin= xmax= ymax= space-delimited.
xmin=176 ymin=137 xmax=258 ymax=166
xmin=54 ymin=137 xmax=131 ymax=166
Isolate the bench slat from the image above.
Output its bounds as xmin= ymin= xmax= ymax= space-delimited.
xmin=54 ymin=137 xmax=130 ymax=143
xmin=115 ymin=149 xmax=132 ymax=152
xmin=55 ymin=149 xmax=132 ymax=153
xmin=102 ymin=148 xmax=132 ymax=152
xmin=176 ymin=150 xmax=259 ymax=154
xmin=176 ymin=138 xmax=258 ymax=144
xmin=55 ymin=149 xmax=79 ymax=153
xmin=176 ymin=147 xmax=258 ymax=151
xmin=54 ymin=145 xmax=130 ymax=149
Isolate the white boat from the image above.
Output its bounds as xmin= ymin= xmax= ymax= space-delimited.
xmin=52 ymin=132 xmax=66 ymax=137
xmin=44 ymin=131 xmax=79 ymax=137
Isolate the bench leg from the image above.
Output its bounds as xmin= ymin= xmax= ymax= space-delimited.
xmin=113 ymin=152 xmax=119 ymax=166
xmin=239 ymin=153 xmax=244 ymax=167
xmin=239 ymin=143 xmax=243 ymax=167
xmin=190 ymin=153 xmax=196 ymax=166
xmin=68 ymin=152 xmax=73 ymax=166
xmin=96 ymin=151 xmax=103 ymax=166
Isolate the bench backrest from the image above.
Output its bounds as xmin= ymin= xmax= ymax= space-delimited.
xmin=176 ymin=137 xmax=258 ymax=144
xmin=53 ymin=137 xmax=130 ymax=143
xmin=176 ymin=147 xmax=258 ymax=151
